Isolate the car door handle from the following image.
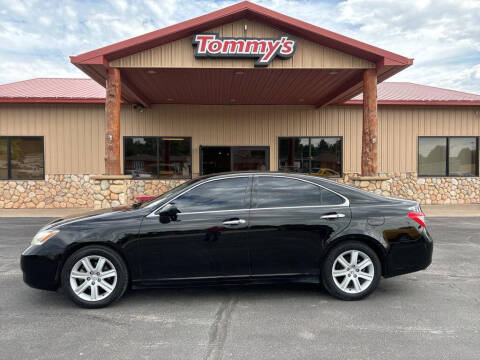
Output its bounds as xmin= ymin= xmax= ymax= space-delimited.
xmin=222 ymin=219 xmax=247 ymax=226
xmin=321 ymin=213 xmax=346 ymax=220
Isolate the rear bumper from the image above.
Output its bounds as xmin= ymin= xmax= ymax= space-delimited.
xmin=383 ymin=229 xmax=433 ymax=278
xmin=21 ymin=245 xmax=61 ymax=291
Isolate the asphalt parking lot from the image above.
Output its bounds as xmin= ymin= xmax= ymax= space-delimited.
xmin=0 ymin=217 xmax=479 ymax=360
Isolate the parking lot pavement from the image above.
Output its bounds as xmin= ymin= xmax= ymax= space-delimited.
xmin=0 ymin=217 xmax=479 ymax=360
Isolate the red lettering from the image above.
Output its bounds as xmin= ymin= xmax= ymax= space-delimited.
xmin=207 ymin=39 xmax=222 ymax=54
xmin=222 ymin=39 xmax=245 ymax=53
xmin=194 ymin=34 xmax=215 ymax=53
xmin=245 ymin=40 xmax=267 ymax=54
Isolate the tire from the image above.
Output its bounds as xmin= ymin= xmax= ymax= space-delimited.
xmin=61 ymin=245 xmax=129 ymax=308
xmin=322 ymin=241 xmax=381 ymax=301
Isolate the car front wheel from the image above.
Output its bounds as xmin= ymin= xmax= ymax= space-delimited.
xmin=322 ymin=241 xmax=381 ymax=300
xmin=61 ymin=246 xmax=128 ymax=308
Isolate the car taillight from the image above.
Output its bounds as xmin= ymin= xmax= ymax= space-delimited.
xmin=408 ymin=212 xmax=426 ymax=228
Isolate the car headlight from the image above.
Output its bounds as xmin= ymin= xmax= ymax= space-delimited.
xmin=31 ymin=230 xmax=59 ymax=246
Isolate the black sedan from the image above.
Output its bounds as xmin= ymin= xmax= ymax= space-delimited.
xmin=21 ymin=172 xmax=433 ymax=308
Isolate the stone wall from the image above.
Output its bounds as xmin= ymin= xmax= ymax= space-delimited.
xmin=0 ymin=173 xmax=479 ymax=209
xmin=336 ymin=173 xmax=480 ymax=205
xmin=0 ymin=175 xmax=185 ymax=209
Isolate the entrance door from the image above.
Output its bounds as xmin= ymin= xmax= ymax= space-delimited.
xmin=201 ymin=146 xmax=269 ymax=175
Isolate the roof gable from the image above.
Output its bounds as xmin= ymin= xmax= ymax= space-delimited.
xmin=70 ymin=1 xmax=412 ymax=67
xmin=109 ymin=19 xmax=375 ymax=69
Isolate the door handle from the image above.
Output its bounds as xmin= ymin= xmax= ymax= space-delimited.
xmin=222 ymin=219 xmax=247 ymax=226
xmin=321 ymin=213 xmax=346 ymax=220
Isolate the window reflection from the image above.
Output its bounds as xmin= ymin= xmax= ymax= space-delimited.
xmin=449 ymin=138 xmax=477 ymax=176
xmin=124 ymin=137 xmax=191 ymax=179
xmin=172 ymin=177 xmax=249 ymax=212
xmin=418 ymin=138 xmax=447 ymax=176
xmin=6 ymin=137 xmax=44 ymax=180
xmin=0 ymin=138 xmax=7 ymax=179
xmin=279 ymin=137 xmax=342 ymax=177
xmin=418 ymin=137 xmax=478 ymax=177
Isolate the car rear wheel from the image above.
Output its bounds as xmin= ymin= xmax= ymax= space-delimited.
xmin=322 ymin=241 xmax=381 ymax=300
xmin=61 ymin=246 xmax=128 ymax=308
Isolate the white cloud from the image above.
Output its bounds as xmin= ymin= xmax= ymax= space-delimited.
xmin=0 ymin=0 xmax=478 ymax=94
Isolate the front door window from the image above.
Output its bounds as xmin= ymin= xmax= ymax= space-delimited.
xmin=201 ymin=146 xmax=269 ymax=175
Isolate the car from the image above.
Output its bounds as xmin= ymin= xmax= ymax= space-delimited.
xmin=21 ymin=172 xmax=433 ymax=308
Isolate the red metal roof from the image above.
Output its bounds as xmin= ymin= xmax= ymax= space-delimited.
xmin=0 ymin=78 xmax=105 ymax=103
xmin=1 ymin=78 xmax=479 ymax=106
xmin=346 ymin=82 xmax=480 ymax=106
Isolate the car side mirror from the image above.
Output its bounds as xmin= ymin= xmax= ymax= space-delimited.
xmin=159 ymin=203 xmax=180 ymax=223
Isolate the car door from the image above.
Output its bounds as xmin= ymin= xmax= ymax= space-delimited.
xmin=248 ymin=175 xmax=351 ymax=277
xmin=138 ymin=176 xmax=252 ymax=281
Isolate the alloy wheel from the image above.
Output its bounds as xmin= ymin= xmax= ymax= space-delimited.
xmin=331 ymin=250 xmax=374 ymax=294
xmin=69 ymin=255 xmax=118 ymax=302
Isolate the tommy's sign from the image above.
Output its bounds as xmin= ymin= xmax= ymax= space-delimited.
xmin=192 ymin=33 xmax=296 ymax=67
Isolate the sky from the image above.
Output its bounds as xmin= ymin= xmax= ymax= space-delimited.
xmin=0 ymin=0 xmax=479 ymax=93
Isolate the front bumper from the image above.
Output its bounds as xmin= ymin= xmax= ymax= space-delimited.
xmin=21 ymin=245 xmax=62 ymax=291
xmin=383 ymin=228 xmax=433 ymax=278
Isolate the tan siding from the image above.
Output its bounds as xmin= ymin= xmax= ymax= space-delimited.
xmin=1 ymin=103 xmax=479 ymax=176
xmin=110 ymin=19 xmax=374 ymax=69
xmin=0 ymin=103 xmax=105 ymax=174
xmin=120 ymin=104 xmax=362 ymax=175
xmin=377 ymin=106 xmax=480 ymax=173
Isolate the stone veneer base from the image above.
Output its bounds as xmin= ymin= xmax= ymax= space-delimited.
xmin=0 ymin=173 xmax=479 ymax=209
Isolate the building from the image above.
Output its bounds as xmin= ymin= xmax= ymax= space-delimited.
xmin=1 ymin=1 xmax=479 ymax=209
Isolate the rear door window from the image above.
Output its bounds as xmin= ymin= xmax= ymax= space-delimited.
xmin=253 ymin=176 xmax=344 ymax=208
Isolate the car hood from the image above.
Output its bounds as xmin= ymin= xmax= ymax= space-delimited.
xmin=42 ymin=205 xmax=142 ymax=230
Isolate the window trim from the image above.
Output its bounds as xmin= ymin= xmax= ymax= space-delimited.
xmin=277 ymin=136 xmax=343 ymax=177
xmin=0 ymin=136 xmax=45 ymax=180
xmin=123 ymin=136 xmax=193 ymax=180
xmin=417 ymin=136 xmax=479 ymax=177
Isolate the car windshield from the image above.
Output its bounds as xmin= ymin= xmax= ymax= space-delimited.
xmin=138 ymin=179 xmax=198 ymax=209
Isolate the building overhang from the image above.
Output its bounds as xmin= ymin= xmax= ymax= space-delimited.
xmin=70 ymin=1 xmax=413 ymax=107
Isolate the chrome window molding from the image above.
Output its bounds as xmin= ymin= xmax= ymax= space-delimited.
xmin=147 ymin=173 xmax=349 ymax=218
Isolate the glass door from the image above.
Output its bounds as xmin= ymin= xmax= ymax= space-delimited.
xmin=200 ymin=146 xmax=269 ymax=175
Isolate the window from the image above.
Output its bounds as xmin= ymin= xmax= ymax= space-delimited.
xmin=418 ymin=137 xmax=478 ymax=177
xmin=0 ymin=137 xmax=44 ymax=180
xmin=200 ymin=146 xmax=269 ymax=175
xmin=172 ymin=177 xmax=249 ymax=213
xmin=124 ymin=137 xmax=191 ymax=179
xmin=279 ymin=137 xmax=342 ymax=177
xmin=254 ymin=176 xmax=343 ymax=208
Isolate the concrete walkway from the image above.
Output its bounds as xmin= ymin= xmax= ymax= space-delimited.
xmin=0 ymin=204 xmax=479 ymax=218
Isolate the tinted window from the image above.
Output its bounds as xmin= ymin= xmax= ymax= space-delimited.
xmin=172 ymin=177 xmax=249 ymax=213
xmin=279 ymin=137 xmax=342 ymax=177
xmin=254 ymin=177 xmax=343 ymax=208
xmin=124 ymin=137 xmax=191 ymax=179
xmin=0 ymin=137 xmax=44 ymax=180
xmin=418 ymin=137 xmax=478 ymax=176
xmin=418 ymin=137 xmax=447 ymax=176
xmin=0 ymin=138 xmax=7 ymax=179
xmin=449 ymin=138 xmax=477 ymax=176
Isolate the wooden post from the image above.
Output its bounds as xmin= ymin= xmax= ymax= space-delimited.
xmin=361 ymin=69 xmax=378 ymax=176
xmin=105 ymin=68 xmax=121 ymax=175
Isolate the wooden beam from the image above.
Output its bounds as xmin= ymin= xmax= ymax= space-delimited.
xmin=361 ymin=68 xmax=378 ymax=176
xmin=105 ymin=67 xmax=122 ymax=175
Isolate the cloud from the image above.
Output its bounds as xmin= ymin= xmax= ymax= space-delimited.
xmin=0 ymin=0 xmax=478 ymax=94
